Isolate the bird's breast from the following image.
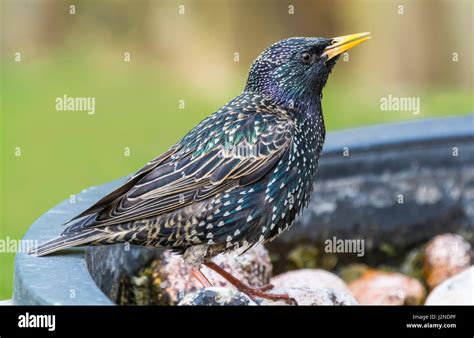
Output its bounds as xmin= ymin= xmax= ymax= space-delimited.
xmin=259 ymin=123 xmax=324 ymax=242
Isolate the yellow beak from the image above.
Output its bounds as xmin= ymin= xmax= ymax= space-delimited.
xmin=322 ymin=32 xmax=371 ymax=61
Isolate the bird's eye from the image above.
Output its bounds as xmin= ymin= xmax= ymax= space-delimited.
xmin=300 ymin=52 xmax=313 ymax=65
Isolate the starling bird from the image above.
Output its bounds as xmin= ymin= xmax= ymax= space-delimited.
xmin=31 ymin=33 xmax=370 ymax=302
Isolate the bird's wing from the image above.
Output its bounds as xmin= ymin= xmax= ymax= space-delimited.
xmin=64 ymin=103 xmax=294 ymax=232
xmin=69 ymin=145 xmax=180 ymax=221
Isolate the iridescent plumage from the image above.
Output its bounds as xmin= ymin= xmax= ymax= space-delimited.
xmin=32 ymin=37 xmax=351 ymax=269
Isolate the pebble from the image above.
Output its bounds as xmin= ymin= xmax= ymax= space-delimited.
xmin=349 ymin=270 xmax=426 ymax=305
xmin=178 ymin=287 xmax=257 ymax=306
xmin=155 ymin=244 xmax=272 ymax=304
xmin=425 ymin=266 xmax=474 ymax=305
xmin=271 ymin=269 xmax=350 ymax=292
xmin=261 ymin=287 xmax=357 ymax=306
xmin=423 ymin=233 xmax=471 ymax=289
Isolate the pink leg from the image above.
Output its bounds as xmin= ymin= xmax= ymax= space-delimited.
xmin=204 ymin=261 xmax=296 ymax=304
xmin=191 ymin=267 xmax=213 ymax=288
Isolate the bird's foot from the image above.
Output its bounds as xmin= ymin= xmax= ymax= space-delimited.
xmin=203 ymin=262 xmax=297 ymax=305
xmin=235 ymin=283 xmax=297 ymax=305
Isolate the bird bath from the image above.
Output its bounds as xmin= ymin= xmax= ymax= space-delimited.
xmin=12 ymin=114 xmax=474 ymax=304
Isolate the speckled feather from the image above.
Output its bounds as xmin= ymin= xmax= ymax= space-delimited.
xmin=32 ymin=37 xmax=338 ymax=263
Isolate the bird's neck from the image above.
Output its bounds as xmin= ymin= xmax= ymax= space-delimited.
xmin=245 ymin=89 xmax=325 ymax=129
xmin=279 ymin=93 xmax=326 ymax=159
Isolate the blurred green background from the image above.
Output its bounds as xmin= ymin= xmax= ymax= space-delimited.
xmin=0 ymin=0 xmax=472 ymax=299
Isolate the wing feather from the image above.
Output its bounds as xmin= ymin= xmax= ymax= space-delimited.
xmin=64 ymin=103 xmax=294 ymax=231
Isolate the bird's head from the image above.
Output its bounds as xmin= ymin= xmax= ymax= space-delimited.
xmin=245 ymin=33 xmax=371 ymax=109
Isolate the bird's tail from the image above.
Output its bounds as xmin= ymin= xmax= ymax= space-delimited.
xmin=28 ymin=229 xmax=112 ymax=257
